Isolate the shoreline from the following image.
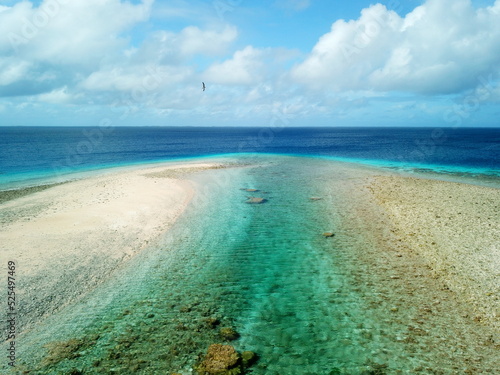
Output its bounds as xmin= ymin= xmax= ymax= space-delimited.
xmin=2 ymin=153 xmax=499 ymax=194
xmin=0 ymin=159 xmax=230 ymax=337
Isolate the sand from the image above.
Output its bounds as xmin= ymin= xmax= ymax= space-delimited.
xmin=0 ymin=161 xmax=226 ymax=335
xmin=367 ymin=176 xmax=500 ymax=328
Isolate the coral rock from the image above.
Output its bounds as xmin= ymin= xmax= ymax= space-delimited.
xmin=241 ymin=351 xmax=257 ymax=368
xmin=220 ymin=327 xmax=240 ymax=341
xmin=245 ymin=197 xmax=267 ymax=204
xmin=196 ymin=344 xmax=241 ymax=375
xmin=204 ymin=317 xmax=221 ymax=329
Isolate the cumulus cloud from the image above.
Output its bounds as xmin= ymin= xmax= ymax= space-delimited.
xmin=204 ymin=46 xmax=298 ymax=87
xmin=132 ymin=25 xmax=238 ymax=65
xmin=77 ymin=24 xmax=238 ymax=110
xmin=0 ymin=0 xmax=239 ymax=110
xmin=177 ymin=26 xmax=238 ymax=57
xmin=292 ymin=0 xmax=500 ymax=95
xmin=0 ymin=58 xmax=31 ymax=86
xmin=80 ymin=65 xmax=193 ymax=92
xmin=204 ymin=46 xmax=266 ymax=85
xmin=0 ymin=0 xmax=155 ymax=100
xmin=36 ymin=86 xmax=73 ymax=104
xmin=1 ymin=0 xmax=153 ymax=63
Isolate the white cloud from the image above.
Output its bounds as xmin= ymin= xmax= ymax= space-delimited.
xmin=36 ymin=86 xmax=72 ymax=104
xmin=0 ymin=0 xmax=238 ymax=109
xmin=292 ymin=0 xmax=500 ymax=95
xmin=1 ymin=0 xmax=153 ymax=63
xmin=132 ymin=25 xmax=238 ymax=65
xmin=0 ymin=0 xmax=155 ymax=100
xmin=80 ymin=65 xmax=193 ymax=92
xmin=205 ymin=46 xmax=265 ymax=85
xmin=204 ymin=46 xmax=297 ymax=87
xmin=76 ymin=23 xmax=238 ymax=110
xmin=0 ymin=59 xmax=31 ymax=85
xmin=178 ymin=26 xmax=238 ymax=57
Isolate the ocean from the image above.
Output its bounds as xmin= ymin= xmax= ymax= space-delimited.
xmin=1 ymin=126 xmax=499 ymax=188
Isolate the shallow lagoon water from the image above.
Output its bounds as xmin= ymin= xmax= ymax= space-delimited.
xmin=11 ymin=155 xmax=499 ymax=375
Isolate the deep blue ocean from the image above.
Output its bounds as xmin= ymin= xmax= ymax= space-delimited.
xmin=0 ymin=126 xmax=499 ymax=188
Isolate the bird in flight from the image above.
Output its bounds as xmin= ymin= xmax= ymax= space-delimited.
xmin=202 ymin=82 xmax=206 ymax=91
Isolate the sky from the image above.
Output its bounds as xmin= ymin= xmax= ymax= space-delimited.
xmin=0 ymin=0 xmax=499 ymax=127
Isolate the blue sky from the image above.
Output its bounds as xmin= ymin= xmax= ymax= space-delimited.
xmin=0 ymin=0 xmax=499 ymax=127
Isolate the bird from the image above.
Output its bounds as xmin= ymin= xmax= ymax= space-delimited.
xmin=202 ymin=82 xmax=206 ymax=91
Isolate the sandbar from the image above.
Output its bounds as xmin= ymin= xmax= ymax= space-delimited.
xmin=0 ymin=161 xmax=226 ymax=334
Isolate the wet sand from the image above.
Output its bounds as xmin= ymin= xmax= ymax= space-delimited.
xmin=368 ymin=175 xmax=499 ymax=328
xmin=0 ymin=183 xmax=67 ymax=205
xmin=335 ymin=171 xmax=500 ymax=373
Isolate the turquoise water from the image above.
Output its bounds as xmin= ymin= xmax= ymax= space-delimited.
xmin=3 ymin=151 xmax=499 ymax=192
xmin=1 ymin=126 xmax=500 ymax=189
xmin=0 ymin=154 xmax=227 ymax=190
xmin=185 ymin=157 xmax=350 ymax=372
xmin=11 ymin=156 xmax=499 ymax=374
